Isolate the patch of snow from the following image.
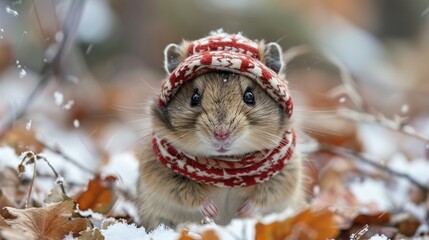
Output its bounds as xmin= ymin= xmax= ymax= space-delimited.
xmin=102 ymin=152 xmax=139 ymax=193
xmin=401 ymin=104 xmax=409 ymax=114
xmin=101 ymin=222 xmax=147 ymax=240
xmin=63 ymin=100 xmax=74 ymax=110
xmin=26 ymin=119 xmax=32 ymax=130
xmin=390 ymin=154 xmax=429 ymax=185
xmin=5 ymin=6 xmax=19 ymax=17
xmin=111 ymin=197 xmax=139 ymax=223
xmin=73 ymin=119 xmax=80 ymax=128
xmin=19 ymin=68 xmax=27 ymax=78
xmin=54 ymin=91 xmax=64 ymax=106
xmin=357 ymin=125 xmax=396 ymax=158
xmin=369 ymin=234 xmax=388 ymax=240
xmin=0 ymin=146 xmax=21 ymax=170
xmin=349 ymin=178 xmax=391 ymax=211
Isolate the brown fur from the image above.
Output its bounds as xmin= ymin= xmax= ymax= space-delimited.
xmin=137 ymin=43 xmax=305 ymax=230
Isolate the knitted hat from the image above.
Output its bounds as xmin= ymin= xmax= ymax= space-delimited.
xmin=152 ymin=32 xmax=297 ymax=187
xmin=158 ymin=32 xmax=293 ymax=118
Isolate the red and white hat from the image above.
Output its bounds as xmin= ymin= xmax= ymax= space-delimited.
xmin=158 ymin=32 xmax=293 ymax=118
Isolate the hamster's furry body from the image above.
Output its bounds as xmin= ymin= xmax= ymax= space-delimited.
xmin=137 ymin=33 xmax=305 ymax=230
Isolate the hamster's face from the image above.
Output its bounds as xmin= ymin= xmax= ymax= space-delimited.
xmin=151 ymin=72 xmax=289 ymax=158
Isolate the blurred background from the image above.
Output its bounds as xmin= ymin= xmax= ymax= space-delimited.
xmin=1 ymin=1 xmax=429 ymax=234
xmin=1 ymin=0 xmax=429 ymax=156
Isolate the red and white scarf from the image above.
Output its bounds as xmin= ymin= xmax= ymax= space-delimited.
xmin=154 ymin=32 xmax=296 ymax=187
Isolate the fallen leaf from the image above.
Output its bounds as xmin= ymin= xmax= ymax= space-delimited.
xmin=255 ymin=208 xmax=339 ymax=240
xmin=44 ymin=188 xmax=70 ymax=204
xmin=2 ymin=200 xmax=91 ymax=240
xmin=76 ymin=175 xmax=117 ymax=214
xmin=339 ymin=212 xmax=396 ymax=239
xmin=0 ymin=189 xmax=18 ymax=216
xmin=78 ymin=228 xmax=105 ymax=240
xmin=392 ymin=213 xmax=421 ymax=237
xmin=353 ymin=212 xmax=391 ymax=225
xmin=0 ymin=167 xmax=22 ymax=199
xmin=0 ymin=126 xmax=43 ymax=155
xmin=0 ymin=215 xmax=7 ymax=227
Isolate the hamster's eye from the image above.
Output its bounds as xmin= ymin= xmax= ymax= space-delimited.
xmin=243 ymin=88 xmax=255 ymax=105
xmin=190 ymin=91 xmax=201 ymax=107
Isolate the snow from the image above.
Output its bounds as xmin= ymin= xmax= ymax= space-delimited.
xmin=349 ymin=178 xmax=391 ymax=211
xmin=5 ymin=6 xmax=19 ymax=17
xmin=54 ymin=91 xmax=64 ymax=106
xmin=401 ymin=104 xmax=409 ymax=114
xmin=26 ymin=119 xmax=32 ymax=130
xmin=100 ymin=222 xmax=178 ymax=240
xmin=102 ymin=152 xmax=139 ymax=192
xmin=369 ymin=234 xmax=388 ymax=240
xmin=73 ymin=119 xmax=80 ymax=128
xmin=18 ymin=68 xmax=26 ymax=78
xmin=0 ymin=146 xmax=21 ymax=170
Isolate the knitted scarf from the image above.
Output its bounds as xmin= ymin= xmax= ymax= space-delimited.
xmin=153 ymin=32 xmax=296 ymax=187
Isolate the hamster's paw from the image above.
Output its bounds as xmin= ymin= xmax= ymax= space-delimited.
xmin=237 ymin=200 xmax=258 ymax=218
xmin=200 ymin=199 xmax=219 ymax=219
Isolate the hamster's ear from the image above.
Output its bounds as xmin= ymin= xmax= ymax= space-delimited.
xmin=263 ymin=43 xmax=284 ymax=73
xmin=164 ymin=44 xmax=182 ymax=73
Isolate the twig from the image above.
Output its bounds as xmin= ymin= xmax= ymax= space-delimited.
xmin=0 ymin=0 xmax=87 ymax=138
xmin=37 ymin=154 xmax=66 ymax=195
xmin=318 ymin=143 xmax=429 ymax=193
xmin=18 ymin=151 xmax=71 ymax=207
xmin=18 ymin=152 xmax=38 ymax=208
xmin=336 ymin=108 xmax=429 ymax=142
xmin=37 ymin=137 xmax=95 ymax=175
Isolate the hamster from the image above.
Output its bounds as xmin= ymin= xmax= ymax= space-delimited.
xmin=137 ymin=33 xmax=305 ymax=230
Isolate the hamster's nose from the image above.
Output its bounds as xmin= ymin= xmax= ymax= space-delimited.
xmin=214 ymin=129 xmax=230 ymax=140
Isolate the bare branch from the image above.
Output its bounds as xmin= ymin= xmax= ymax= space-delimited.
xmin=0 ymin=0 xmax=87 ymax=138
xmin=336 ymin=108 xmax=429 ymax=142
xmin=318 ymin=143 xmax=429 ymax=193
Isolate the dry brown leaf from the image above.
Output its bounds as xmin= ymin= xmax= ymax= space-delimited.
xmin=44 ymin=188 xmax=70 ymax=204
xmin=338 ymin=212 xmax=397 ymax=239
xmin=0 ymin=126 xmax=43 ymax=155
xmin=178 ymin=229 xmax=194 ymax=240
xmin=200 ymin=229 xmax=220 ymax=240
xmin=0 ymin=215 xmax=7 ymax=227
xmin=0 ymin=167 xmax=21 ymax=199
xmin=78 ymin=228 xmax=105 ymax=240
xmin=255 ymin=208 xmax=339 ymax=240
xmin=1 ymin=200 xmax=91 ymax=240
xmin=76 ymin=175 xmax=117 ymax=214
xmin=392 ymin=213 xmax=420 ymax=237
xmin=353 ymin=212 xmax=391 ymax=226
xmin=0 ymin=188 xmax=17 ymax=210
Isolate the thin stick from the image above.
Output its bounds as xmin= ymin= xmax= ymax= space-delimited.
xmin=37 ymin=155 xmax=66 ymax=195
xmin=0 ymin=0 xmax=87 ymax=138
xmin=336 ymin=108 xmax=429 ymax=142
xmin=318 ymin=143 xmax=429 ymax=193
xmin=38 ymin=139 xmax=95 ymax=175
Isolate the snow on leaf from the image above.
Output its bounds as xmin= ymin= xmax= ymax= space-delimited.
xmin=254 ymin=208 xmax=339 ymax=240
xmin=1 ymin=200 xmax=91 ymax=240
